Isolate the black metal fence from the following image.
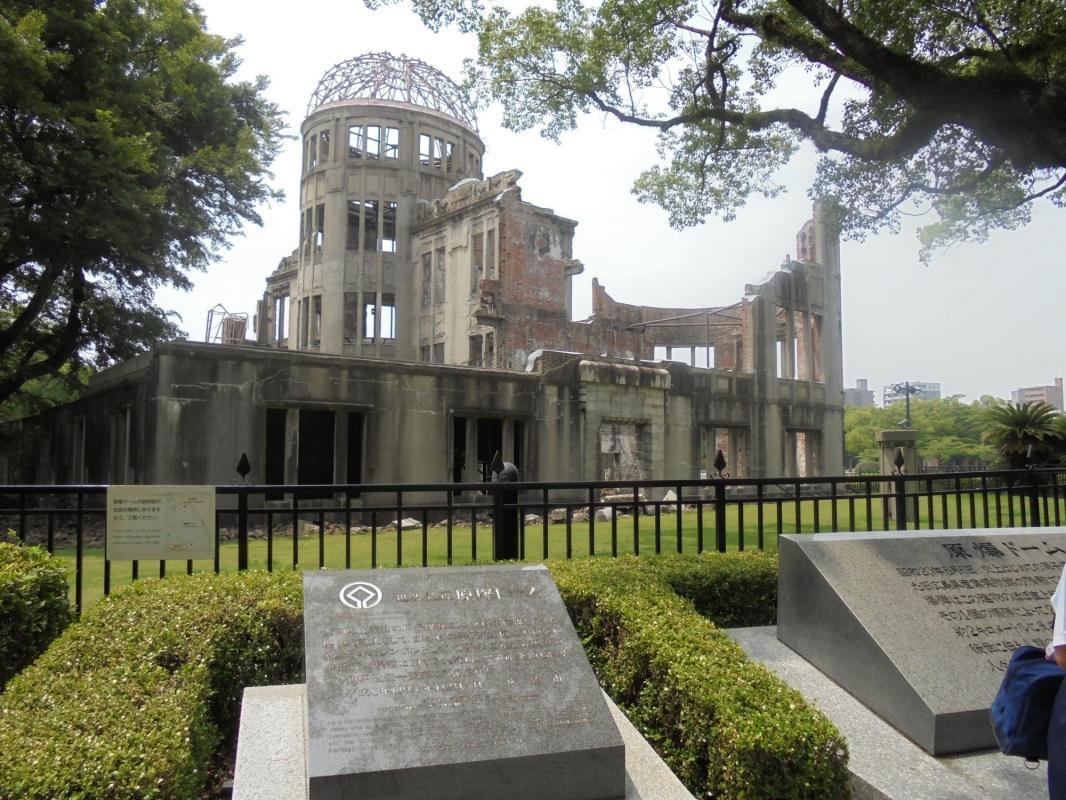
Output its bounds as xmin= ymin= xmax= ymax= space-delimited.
xmin=3 ymin=467 xmax=1066 ymax=613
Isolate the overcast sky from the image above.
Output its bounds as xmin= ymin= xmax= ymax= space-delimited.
xmin=161 ymin=0 xmax=1066 ymax=405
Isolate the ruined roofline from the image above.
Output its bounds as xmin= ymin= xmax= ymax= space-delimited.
xmin=590 ymin=278 xmax=744 ymax=326
xmin=307 ymin=52 xmax=478 ymax=132
xmin=303 ymin=98 xmax=483 ymax=142
xmin=413 ymin=170 xmax=578 ymax=229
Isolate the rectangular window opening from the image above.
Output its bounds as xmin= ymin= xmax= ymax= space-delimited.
xmin=382 ymin=202 xmax=397 ymax=253
xmin=346 ymin=200 xmax=360 ymax=250
xmin=274 ymin=295 xmax=289 ymax=341
xmin=319 ymin=131 xmax=330 ymax=162
xmin=433 ymin=342 xmax=444 ymax=364
xmin=470 ymin=231 xmax=484 ymax=293
xmin=419 ymin=134 xmax=432 ymax=166
xmin=469 ymin=335 xmax=483 ymax=367
xmin=308 ymin=134 xmax=318 ymax=168
xmin=303 ymin=208 xmax=313 ymax=259
xmin=348 ymin=125 xmax=363 ymax=159
xmin=485 ymin=332 xmax=494 ymax=368
xmin=434 ymin=246 xmax=446 ymax=304
xmin=420 ymin=252 xmax=432 ymax=309
xmin=343 ymin=292 xmax=359 ymax=344
xmin=363 ymin=200 xmax=378 ymax=251
xmin=445 ymin=140 xmax=454 ymax=172
xmin=433 ymin=137 xmax=445 ymax=169
xmin=362 ymin=300 xmax=376 ymax=340
xmin=311 ymin=295 xmax=322 ymax=347
xmin=384 ymin=127 xmax=399 ymax=159
xmin=314 ymin=204 xmax=324 ymax=256
xmin=485 ymin=229 xmax=496 ymax=278
xmin=366 ymin=126 xmax=381 ymax=159
xmin=381 ymin=294 xmax=396 ymax=339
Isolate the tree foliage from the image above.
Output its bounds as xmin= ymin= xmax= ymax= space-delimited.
xmin=844 ymin=396 xmax=996 ymax=470
xmin=0 ymin=0 xmax=284 ymax=408
xmin=372 ymin=0 xmax=1066 ymax=258
xmin=981 ymin=400 xmax=1062 ymax=468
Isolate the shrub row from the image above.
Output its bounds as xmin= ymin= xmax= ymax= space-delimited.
xmin=0 ymin=540 xmax=71 ymax=689
xmin=1 ymin=554 xmax=842 ymax=799
xmin=636 ymin=550 xmax=779 ymax=628
xmin=549 ymin=554 xmax=850 ymax=799
xmin=0 ymin=571 xmax=303 ymax=800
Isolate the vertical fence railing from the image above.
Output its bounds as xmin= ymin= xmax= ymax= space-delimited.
xmin=3 ymin=468 xmax=1066 ymax=612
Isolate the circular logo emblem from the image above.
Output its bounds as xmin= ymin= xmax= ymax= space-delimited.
xmin=339 ymin=581 xmax=382 ymax=609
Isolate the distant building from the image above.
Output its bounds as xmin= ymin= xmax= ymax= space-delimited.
xmin=883 ymin=381 xmax=941 ymax=407
xmin=1011 ymin=378 xmax=1064 ymax=411
xmin=844 ymin=378 xmax=875 ymax=407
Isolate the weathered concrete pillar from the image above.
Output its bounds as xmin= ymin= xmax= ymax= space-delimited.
xmin=876 ymin=429 xmax=919 ymax=476
xmin=876 ymin=430 xmax=919 ymax=522
xmin=784 ymin=307 xmax=796 ymax=379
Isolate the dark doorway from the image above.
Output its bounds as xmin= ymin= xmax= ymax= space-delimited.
xmin=513 ymin=420 xmax=525 ymax=474
xmin=297 ymin=409 xmax=335 ymax=486
xmin=476 ymin=418 xmax=503 ymax=481
xmin=452 ymin=416 xmax=467 ymax=483
xmin=346 ymin=412 xmax=364 ymax=486
xmin=265 ymin=409 xmax=287 ymax=498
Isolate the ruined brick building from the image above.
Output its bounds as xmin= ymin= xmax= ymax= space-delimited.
xmin=2 ymin=53 xmax=844 ymax=487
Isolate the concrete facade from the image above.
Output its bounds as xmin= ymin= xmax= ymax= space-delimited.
xmin=1 ymin=54 xmax=846 ymax=486
xmin=1011 ymin=377 xmax=1064 ymax=410
xmin=2 ymin=334 xmax=842 ymax=486
xmin=845 ymin=379 xmax=876 ymax=407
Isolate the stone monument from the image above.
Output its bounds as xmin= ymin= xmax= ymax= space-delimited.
xmin=778 ymin=528 xmax=1065 ymax=755
xmin=302 ymin=564 xmax=625 ymax=799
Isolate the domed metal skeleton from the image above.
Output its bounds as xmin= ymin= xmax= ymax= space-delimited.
xmin=307 ymin=52 xmax=477 ymax=130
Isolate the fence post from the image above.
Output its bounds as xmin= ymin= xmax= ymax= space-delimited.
xmin=714 ymin=481 xmax=727 ymax=552
xmin=894 ymin=475 xmax=908 ymax=531
xmin=237 ymin=490 xmax=249 ymax=571
xmin=491 ymin=483 xmax=520 ymax=561
xmin=1027 ymin=471 xmax=1042 ymax=528
xmin=490 ymin=453 xmax=520 ymax=560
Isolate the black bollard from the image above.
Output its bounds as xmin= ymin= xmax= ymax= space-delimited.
xmin=490 ymin=451 xmax=520 ymax=561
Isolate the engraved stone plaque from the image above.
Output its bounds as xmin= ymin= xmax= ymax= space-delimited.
xmin=778 ymin=529 xmax=1066 ymax=755
xmin=303 ymin=565 xmax=625 ymax=800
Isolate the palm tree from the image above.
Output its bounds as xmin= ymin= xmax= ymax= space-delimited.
xmin=982 ymin=401 xmax=1062 ymax=469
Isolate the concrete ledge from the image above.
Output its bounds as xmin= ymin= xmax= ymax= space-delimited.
xmin=233 ymin=684 xmax=693 ymax=800
xmin=728 ymin=626 xmax=1048 ymax=800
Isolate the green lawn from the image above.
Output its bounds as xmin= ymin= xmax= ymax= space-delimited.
xmin=50 ymin=488 xmax=1062 ymax=610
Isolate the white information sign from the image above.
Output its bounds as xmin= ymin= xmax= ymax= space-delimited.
xmin=106 ymin=485 xmax=215 ymax=561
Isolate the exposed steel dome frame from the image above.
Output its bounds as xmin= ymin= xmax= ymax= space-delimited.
xmin=307 ymin=52 xmax=477 ymax=130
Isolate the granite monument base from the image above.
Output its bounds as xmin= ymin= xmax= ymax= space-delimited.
xmin=302 ymin=565 xmax=627 ymax=799
xmin=231 ymin=684 xmax=695 ymax=800
xmin=729 ymin=627 xmax=1047 ymax=800
xmin=778 ymin=529 xmax=1066 ymax=755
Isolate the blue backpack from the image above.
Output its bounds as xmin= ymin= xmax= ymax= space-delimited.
xmin=991 ymin=645 xmax=1066 ymax=761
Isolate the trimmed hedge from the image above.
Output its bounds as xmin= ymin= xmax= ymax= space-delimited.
xmin=0 ymin=540 xmax=71 ymax=689
xmin=0 ymin=572 xmax=303 ymax=800
xmin=0 ymin=555 xmax=844 ymax=799
xmin=638 ymin=550 xmax=778 ymax=628
xmin=549 ymin=554 xmax=850 ymax=799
